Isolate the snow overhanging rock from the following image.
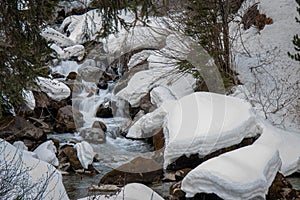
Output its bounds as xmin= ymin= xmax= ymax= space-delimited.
xmin=181 ymin=144 xmax=281 ymax=199
xmin=163 ymin=92 xmax=261 ymax=169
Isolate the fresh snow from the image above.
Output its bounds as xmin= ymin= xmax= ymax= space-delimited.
xmin=0 ymin=139 xmax=68 ymax=200
xmin=181 ymin=144 xmax=281 ymax=199
xmin=163 ymin=92 xmax=261 ymax=168
xmin=33 ymin=140 xmax=59 ymax=167
xmin=74 ymin=141 xmax=95 ymax=169
xmin=37 ymin=77 xmax=71 ymax=101
xmin=78 ymin=183 xmax=164 ymax=200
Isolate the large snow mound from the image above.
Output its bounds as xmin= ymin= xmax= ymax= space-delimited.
xmin=78 ymin=183 xmax=163 ymax=200
xmin=181 ymin=144 xmax=281 ymax=199
xmin=163 ymin=92 xmax=261 ymax=168
xmin=0 ymin=139 xmax=68 ymax=200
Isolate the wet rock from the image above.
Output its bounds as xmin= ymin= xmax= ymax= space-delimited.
xmin=99 ymin=157 xmax=163 ymax=186
xmin=162 ymin=173 xmax=176 ymax=182
xmin=58 ymin=145 xmax=82 ymax=171
xmin=169 ymin=181 xmax=185 ymax=200
xmin=97 ymin=71 xmax=115 ymax=90
xmin=66 ymin=71 xmax=77 ymax=80
xmin=0 ymin=116 xmax=46 ymax=150
xmin=54 ymin=105 xmax=78 ymax=133
xmin=96 ymin=103 xmax=113 ymax=118
xmin=167 ymin=136 xmax=259 ymax=170
xmin=79 ymin=128 xmax=106 ymax=144
xmin=139 ymin=92 xmax=156 ymax=113
xmin=267 ymin=173 xmax=299 ymax=200
xmin=51 ymin=72 xmax=65 ymax=79
xmin=175 ymin=168 xmax=192 ymax=182
xmin=152 ymin=127 xmax=165 ymax=151
xmin=92 ymin=121 xmax=107 ymax=132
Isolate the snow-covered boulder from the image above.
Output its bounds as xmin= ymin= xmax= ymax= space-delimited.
xmin=41 ymin=27 xmax=75 ymax=47
xmin=255 ymin=121 xmax=300 ymax=176
xmin=60 ymin=10 xmax=103 ymax=44
xmin=103 ymin=26 xmax=169 ymax=58
xmin=181 ymin=144 xmax=281 ymax=199
xmin=50 ymin=44 xmax=85 ymax=61
xmin=150 ymin=86 xmax=177 ymax=107
xmin=13 ymin=141 xmax=28 ymax=151
xmin=74 ymin=141 xmax=95 ymax=169
xmin=163 ymin=92 xmax=261 ymax=168
xmin=34 ymin=140 xmax=59 ymax=167
xmin=127 ymin=50 xmax=152 ymax=69
xmin=37 ymin=77 xmax=71 ymax=101
xmin=78 ymin=183 xmax=163 ymax=200
xmin=0 ymin=139 xmax=68 ymax=200
xmin=116 ymin=67 xmax=195 ymax=107
xmin=127 ymin=100 xmax=176 ymax=139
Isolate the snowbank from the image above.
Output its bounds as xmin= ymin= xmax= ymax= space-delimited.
xmin=0 ymin=139 xmax=68 ymax=200
xmin=37 ymin=77 xmax=71 ymax=101
xmin=163 ymin=92 xmax=260 ymax=168
xmin=78 ymin=183 xmax=163 ymax=200
xmin=33 ymin=140 xmax=59 ymax=167
xmin=74 ymin=141 xmax=95 ymax=169
xmin=181 ymin=144 xmax=281 ymax=199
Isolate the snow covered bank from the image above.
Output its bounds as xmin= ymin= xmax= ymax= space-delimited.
xmin=78 ymin=183 xmax=163 ymax=200
xmin=181 ymin=144 xmax=281 ymax=199
xmin=0 ymin=139 xmax=68 ymax=200
xmin=163 ymin=92 xmax=261 ymax=168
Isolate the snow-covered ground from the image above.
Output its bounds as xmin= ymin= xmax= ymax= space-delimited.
xmin=231 ymin=0 xmax=300 ymax=131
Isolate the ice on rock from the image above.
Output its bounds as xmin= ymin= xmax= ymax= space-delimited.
xmin=36 ymin=77 xmax=71 ymax=101
xmin=181 ymin=144 xmax=281 ymax=199
xmin=34 ymin=141 xmax=59 ymax=167
xmin=74 ymin=141 xmax=95 ymax=169
xmin=163 ymin=92 xmax=260 ymax=168
xmin=0 ymin=139 xmax=68 ymax=200
xmin=78 ymin=183 xmax=164 ymax=200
